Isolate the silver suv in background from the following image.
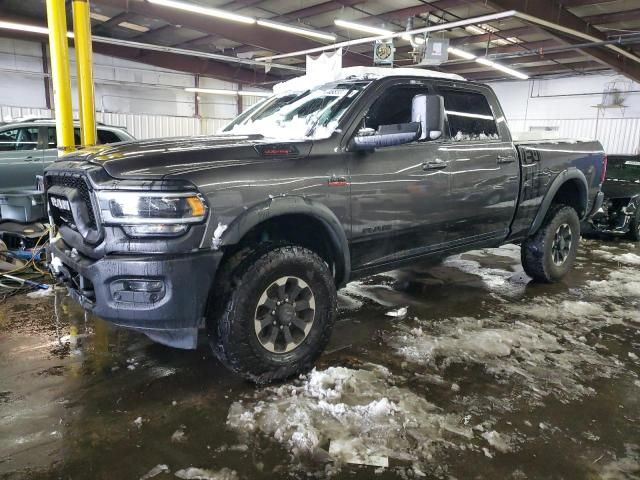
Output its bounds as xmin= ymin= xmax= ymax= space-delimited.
xmin=0 ymin=118 xmax=134 ymax=191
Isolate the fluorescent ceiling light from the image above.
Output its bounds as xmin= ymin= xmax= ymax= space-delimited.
xmin=185 ymin=87 xmax=270 ymax=97
xmin=334 ymin=19 xmax=393 ymax=37
xmin=147 ymin=0 xmax=255 ymax=24
xmin=449 ymin=47 xmax=528 ymax=79
xmin=0 ymin=20 xmax=49 ymax=35
xmin=448 ymin=46 xmax=476 ymax=60
xmin=257 ymin=19 xmax=335 ymax=41
xmin=475 ymin=57 xmax=529 ymax=79
xmin=118 ymin=22 xmax=150 ymax=32
xmin=238 ymin=90 xmax=271 ymax=97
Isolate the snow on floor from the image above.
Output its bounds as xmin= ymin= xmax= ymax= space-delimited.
xmin=587 ymin=268 xmax=640 ymax=299
xmin=591 ymin=249 xmax=640 ymax=266
xmin=227 ymin=364 xmax=473 ymax=470
xmin=442 ymin=244 xmax=528 ymax=295
xmin=174 ymin=467 xmax=238 ymax=480
xmin=595 ymin=444 xmax=640 ymax=480
xmin=388 ymin=314 xmax=617 ymax=404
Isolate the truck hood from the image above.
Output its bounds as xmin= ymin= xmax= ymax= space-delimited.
xmin=57 ymin=134 xmax=313 ymax=179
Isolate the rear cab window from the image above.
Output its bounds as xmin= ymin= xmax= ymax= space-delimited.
xmin=438 ymin=87 xmax=500 ymax=142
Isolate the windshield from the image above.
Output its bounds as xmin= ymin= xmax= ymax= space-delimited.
xmin=221 ymin=80 xmax=370 ymax=140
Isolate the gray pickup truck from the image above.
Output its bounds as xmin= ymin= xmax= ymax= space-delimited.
xmin=46 ymin=68 xmax=606 ymax=382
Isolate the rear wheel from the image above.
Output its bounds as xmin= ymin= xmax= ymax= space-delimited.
xmin=208 ymin=244 xmax=337 ymax=383
xmin=521 ymin=205 xmax=580 ymax=283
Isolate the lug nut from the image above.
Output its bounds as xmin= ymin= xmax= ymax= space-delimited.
xmin=279 ymin=325 xmax=283 ymax=330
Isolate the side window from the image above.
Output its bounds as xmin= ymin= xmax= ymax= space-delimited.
xmin=440 ymin=89 xmax=499 ymax=141
xmin=0 ymin=127 xmax=39 ymax=151
xmin=97 ymin=129 xmax=122 ymax=144
xmin=47 ymin=127 xmax=57 ymax=148
xmin=364 ymin=86 xmax=426 ymax=132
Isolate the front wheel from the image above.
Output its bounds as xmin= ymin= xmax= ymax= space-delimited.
xmin=209 ymin=244 xmax=337 ymax=383
xmin=521 ymin=205 xmax=580 ymax=283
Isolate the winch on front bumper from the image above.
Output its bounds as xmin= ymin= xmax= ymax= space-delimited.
xmin=49 ymin=237 xmax=222 ymax=349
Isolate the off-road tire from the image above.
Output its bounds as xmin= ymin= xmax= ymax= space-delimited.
xmin=521 ymin=204 xmax=580 ymax=283
xmin=208 ymin=244 xmax=337 ymax=383
xmin=627 ymin=207 xmax=640 ymax=241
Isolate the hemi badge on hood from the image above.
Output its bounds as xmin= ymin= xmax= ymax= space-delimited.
xmin=256 ymin=144 xmax=299 ymax=157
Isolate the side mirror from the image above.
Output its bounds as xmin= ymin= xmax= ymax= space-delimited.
xmin=350 ymin=122 xmax=421 ymax=151
xmin=412 ymin=94 xmax=444 ymax=141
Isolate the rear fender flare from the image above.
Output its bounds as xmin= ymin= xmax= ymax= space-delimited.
xmin=529 ymin=168 xmax=589 ymax=235
xmin=215 ymin=196 xmax=351 ymax=287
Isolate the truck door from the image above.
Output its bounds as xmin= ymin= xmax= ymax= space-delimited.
xmin=346 ymin=81 xmax=452 ymax=270
xmin=0 ymin=126 xmax=43 ymax=191
xmin=437 ymin=86 xmax=519 ymax=243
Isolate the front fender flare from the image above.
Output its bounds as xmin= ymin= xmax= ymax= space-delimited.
xmin=216 ymin=196 xmax=351 ymax=287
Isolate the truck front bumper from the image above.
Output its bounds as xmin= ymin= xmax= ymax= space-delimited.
xmin=49 ymin=238 xmax=222 ymax=349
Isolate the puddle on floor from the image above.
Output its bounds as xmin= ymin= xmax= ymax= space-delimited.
xmin=0 ymin=239 xmax=638 ymax=479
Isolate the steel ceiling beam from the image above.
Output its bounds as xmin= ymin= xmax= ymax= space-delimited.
xmin=560 ymin=0 xmax=619 ymax=7
xmin=486 ymin=0 xmax=640 ymax=82
xmin=271 ymin=0 xmax=366 ymax=21
xmin=582 ymin=8 xmax=640 ymax=25
xmin=89 ymin=0 xmax=369 ymax=66
xmin=93 ymin=43 xmax=278 ymax=84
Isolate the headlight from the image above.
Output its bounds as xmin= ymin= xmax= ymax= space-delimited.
xmin=96 ymin=191 xmax=208 ymax=237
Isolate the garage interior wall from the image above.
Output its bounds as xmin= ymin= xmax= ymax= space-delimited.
xmin=3 ymin=35 xmax=640 ymax=154
xmin=0 ymin=37 xmax=265 ymax=139
xmin=488 ymin=75 xmax=640 ymax=155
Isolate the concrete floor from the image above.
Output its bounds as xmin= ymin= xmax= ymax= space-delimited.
xmin=0 ymin=239 xmax=639 ymax=480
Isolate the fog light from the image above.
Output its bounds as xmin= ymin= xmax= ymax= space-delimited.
xmin=110 ymin=278 xmax=166 ymax=304
xmin=123 ymin=280 xmax=164 ymax=293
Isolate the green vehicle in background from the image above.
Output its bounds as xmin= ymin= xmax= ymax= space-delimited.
xmin=584 ymin=155 xmax=640 ymax=241
xmin=0 ymin=118 xmax=134 ymax=192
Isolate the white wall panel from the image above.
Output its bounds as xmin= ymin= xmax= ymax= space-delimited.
xmin=507 ymin=117 xmax=640 ymax=155
xmin=489 ymin=73 xmax=640 ymax=154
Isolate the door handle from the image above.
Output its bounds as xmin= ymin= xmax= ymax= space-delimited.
xmin=497 ymin=155 xmax=516 ymax=165
xmin=422 ymin=159 xmax=448 ymax=171
xmin=24 ymin=156 xmax=35 ymax=162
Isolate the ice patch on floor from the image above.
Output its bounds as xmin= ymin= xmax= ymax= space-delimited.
xmin=587 ymin=268 xmax=640 ymax=298
xmin=140 ymin=464 xmax=169 ymax=479
xmin=388 ymin=316 xmax=616 ymax=403
xmin=595 ymin=444 xmax=640 ymax=480
xmin=227 ymin=364 xmax=472 ymax=469
xmin=481 ymin=430 xmax=512 ymax=454
xmin=174 ymin=468 xmax=238 ymax=480
xmin=442 ymin=244 xmax=526 ymax=295
xmin=592 ymin=250 xmax=640 ymax=266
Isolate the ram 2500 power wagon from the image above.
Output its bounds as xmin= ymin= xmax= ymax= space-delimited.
xmin=46 ymin=67 xmax=606 ymax=382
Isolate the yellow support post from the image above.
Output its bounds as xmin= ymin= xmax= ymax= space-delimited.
xmin=72 ymin=0 xmax=96 ymax=147
xmin=46 ymin=0 xmax=75 ymax=153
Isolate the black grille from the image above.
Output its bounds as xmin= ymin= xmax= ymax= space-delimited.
xmin=45 ymin=173 xmax=97 ymax=230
